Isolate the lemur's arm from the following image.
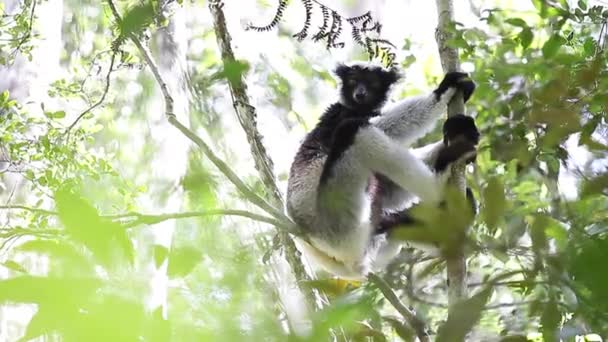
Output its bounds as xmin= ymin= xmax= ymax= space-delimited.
xmin=374 ymin=115 xmax=480 ymax=210
xmin=371 ymin=72 xmax=475 ymax=145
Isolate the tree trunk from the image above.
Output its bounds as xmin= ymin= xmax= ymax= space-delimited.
xmin=434 ymin=0 xmax=468 ymax=312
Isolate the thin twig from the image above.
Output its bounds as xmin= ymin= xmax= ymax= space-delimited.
xmin=120 ymin=209 xmax=286 ymax=229
xmin=368 ymin=273 xmax=430 ymax=342
xmin=0 ymin=205 xmax=289 ymax=231
xmin=66 ymin=50 xmax=117 ymax=132
xmin=0 ymin=205 xmax=57 ymax=216
xmin=9 ymin=0 xmax=36 ymax=59
xmin=167 ymin=116 xmax=294 ymax=226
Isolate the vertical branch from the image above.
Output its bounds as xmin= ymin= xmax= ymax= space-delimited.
xmin=207 ymin=2 xmax=318 ymax=309
xmin=208 ymin=3 xmax=282 ymax=205
xmin=434 ymin=0 xmax=468 ymax=311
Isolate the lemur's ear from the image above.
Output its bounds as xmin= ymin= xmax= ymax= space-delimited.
xmin=333 ymin=63 xmax=350 ymax=80
xmin=382 ymin=67 xmax=402 ymax=86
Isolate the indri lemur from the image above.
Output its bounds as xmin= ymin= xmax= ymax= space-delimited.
xmin=286 ymin=62 xmax=479 ymax=279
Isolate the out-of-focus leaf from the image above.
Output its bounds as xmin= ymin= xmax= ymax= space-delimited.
xmin=518 ymin=28 xmax=534 ymax=49
xmin=216 ymin=60 xmax=250 ymax=86
xmin=44 ymin=110 xmax=66 ymax=119
xmin=167 ymin=246 xmax=202 ymax=277
xmin=581 ymin=173 xmax=608 ymax=198
xmin=54 ymin=188 xmax=133 ymax=266
xmin=0 ymin=260 xmax=26 ymax=273
xmin=309 ymin=295 xmax=374 ymax=340
xmin=482 ymin=177 xmax=506 ymax=231
xmin=0 ymin=276 xmax=99 ymax=305
xmin=119 ymin=1 xmax=155 ymax=38
xmin=542 ymin=35 xmax=565 ymax=58
xmin=153 ymin=244 xmax=169 ymax=268
xmin=384 ymin=316 xmax=415 ymax=342
xmin=506 ymin=18 xmax=528 ymax=27
xmin=531 ymin=214 xmax=550 ymax=253
xmin=436 ymin=286 xmax=493 ymax=342
xmin=499 ymin=335 xmax=531 ymax=342
xmin=17 ymin=239 xmax=90 ymax=271
xmin=541 ymin=299 xmax=560 ymax=342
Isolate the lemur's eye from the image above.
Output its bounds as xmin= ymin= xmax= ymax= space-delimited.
xmin=347 ymin=78 xmax=357 ymax=86
xmin=370 ymin=80 xmax=382 ymax=89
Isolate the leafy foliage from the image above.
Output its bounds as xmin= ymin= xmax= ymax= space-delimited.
xmin=0 ymin=0 xmax=607 ymax=341
xmin=247 ymin=0 xmax=398 ymax=67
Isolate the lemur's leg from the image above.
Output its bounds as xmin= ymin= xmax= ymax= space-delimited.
xmin=371 ymin=72 xmax=475 ymax=144
xmin=372 ymin=114 xmax=480 ymax=214
xmin=313 ymin=118 xmax=460 ymax=276
xmin=375 ymin=115 xmax=481 ymax=236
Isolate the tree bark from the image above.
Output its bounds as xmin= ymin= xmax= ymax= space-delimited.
xmin=207 ymin=2 xmax=318 ymax=311
xmin=434 ymin=0 xmax=468 ymax=312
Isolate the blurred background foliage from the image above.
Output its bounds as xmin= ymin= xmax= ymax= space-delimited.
xmin=0 ymin=0 xmax=606 ymax=341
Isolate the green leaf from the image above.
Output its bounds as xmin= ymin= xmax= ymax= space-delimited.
xmin=119 ymin=1 xmax=155 ymax=38
xmin=542 ymin=35 xmax=564 ymax=58
xmin=0 ymin=260 xmax=27 ymax=273
xmin=541 ymin=300 xmax=561 ymax=341
xmin=44 ymin=110 xmax=66 ymax=119
xmin=518 ymin=28 xmax=534 ymax=49
xmin=153 ymin=244 xmax=169 ymax=268
xmin=436 ymin=286 xmax=493 ymax=342
xmin=578 ymin=0 xmax=587 ymax=11
xmin=482 ymin=177 xmax=506 ymax=231
xmin=167 ymin=246 xmax=202 ymax=277
xmin=583 ymin=37 xmax=596 ymax=57
xmin=218 ymin=60 xmax=250 ymax=86
xmin=0 ymin=276 xmax=99 ymax=305
xmin=506 ymin=18 xmax=528 ymax=27
xmin=581 ymin=173 xmax=608 ymax=198
xmin=54 ymin=188 xmax=133 ymax=266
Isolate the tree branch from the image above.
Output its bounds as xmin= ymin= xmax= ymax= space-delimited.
xmin=208 ymin=2 xmax=283 ymax=206
xmin=434 ymin=0 xmax=469 ymax=315
xmin=0 ymin=205 xmax=286 ymax=230
xmin=368 ymin=273 xmax=429 ymax=342
xmin=66 ymin=50 xmax=117 ymax=132
xmin=118 ymin=209 xmax=285 ymax=229
xmin=105 ymin=0 xmax=289 ymax=226
xmin=207 ymin=1 xmax=319 ymax=309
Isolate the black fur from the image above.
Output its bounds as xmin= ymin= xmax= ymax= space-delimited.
xmin=334 ymin=63 xmax=400 ymax=112
xmin=434 ymin=114 xmax=480 ymax=172
xmin=291 ymin=64 xmax=401 ymax=184
xmin=376 ymin=186 xmax=477 ymax=235
xmin=377 ymin=210 xmax=417 ymax=235
xmin=443 ymin=114 xmax=480 ymax=145
xmin=320 ymin=118 xmax=370 ymax=183
xmin=434 ymin=72 xmax=476 ymax=103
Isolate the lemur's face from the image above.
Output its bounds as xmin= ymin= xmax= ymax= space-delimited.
xmin=334 ymin=64 xmax=400 ymax=112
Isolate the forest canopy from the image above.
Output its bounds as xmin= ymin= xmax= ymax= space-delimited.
xmin=0 ymin=0 xmax=606 ymax=341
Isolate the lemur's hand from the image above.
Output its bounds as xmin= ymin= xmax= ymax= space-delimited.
xmin=434 ymin=114 xmax=479 ymax=172
xmin=434 ymin=72 xmax=476 ymax=103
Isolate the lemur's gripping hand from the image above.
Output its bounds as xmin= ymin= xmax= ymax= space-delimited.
xmin=434 ymin=114 xmax=480 ymax=172
xmin=434 ymin=72 xmax=476 ymax=103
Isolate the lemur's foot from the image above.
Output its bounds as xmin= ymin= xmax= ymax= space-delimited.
xmin=434 ymin=72 xmax=476 ymax=102
xmin=434 ymin=114 xmax=480 ymax=172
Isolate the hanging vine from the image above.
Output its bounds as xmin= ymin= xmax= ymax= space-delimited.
xmin=247 ymin=0 xmax=397 ymax=67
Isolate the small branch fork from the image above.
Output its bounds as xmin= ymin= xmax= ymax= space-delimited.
xmin=368 ymin=273 xmax=430 ymax=342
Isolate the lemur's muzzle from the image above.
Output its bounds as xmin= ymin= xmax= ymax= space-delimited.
xmin=353 ymin=84 xmax=369 ymax=104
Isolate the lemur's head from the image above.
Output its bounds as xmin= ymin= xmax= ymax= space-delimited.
xmin=334 ymin=62 xmax=401 ymax=112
